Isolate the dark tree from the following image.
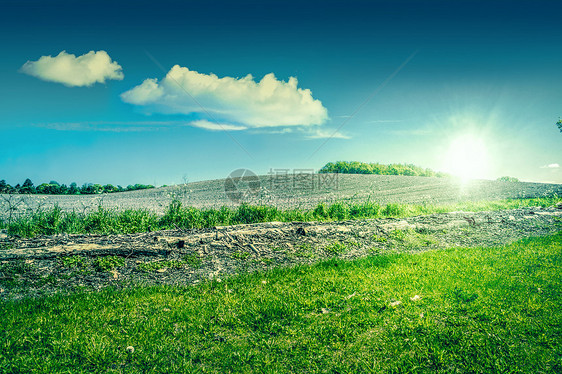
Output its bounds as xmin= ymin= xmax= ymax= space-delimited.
xmin=557 ymin=119 xmax=562 ymax=133
xmin=69 ymin=182 xmax=79 ymax=194
xmin=20 ymin=179 xmax=36 ymax=194
xmin=0 ymin=180 xmax=8 ymax=193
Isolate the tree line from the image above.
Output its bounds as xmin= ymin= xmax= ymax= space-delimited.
xmin=0 ymin=179 xmax=155 ymax=195
xmin=319 ymin=161 xmax=450 ymax=177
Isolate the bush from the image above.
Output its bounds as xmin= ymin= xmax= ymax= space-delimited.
xmin=319 ymin=161 xmax=448 ymax=178
xmin=313 ymin=203 xmax=329 ymax=219
xmin=497 ymin=176 xmax=519 ymax=183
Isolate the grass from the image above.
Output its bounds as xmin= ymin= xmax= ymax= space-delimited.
xmin=388 ymin=228 xmax=439 ymax=250
xmin=136 ymin=260 xmax=185 ymax=272
xmin=1 ymin=196 xmax=560 ymax=238
xmin=93 ymin=256 xmax=125 ymax=272
xmin=1 ymin=233 xmax=560 ymax=373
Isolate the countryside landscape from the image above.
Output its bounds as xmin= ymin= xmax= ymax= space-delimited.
xmin=1 ymin=0 xmax=562 ymax=373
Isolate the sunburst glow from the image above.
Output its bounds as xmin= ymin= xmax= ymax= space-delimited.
xmin=443 ymin=135 xmax=489 ymax=181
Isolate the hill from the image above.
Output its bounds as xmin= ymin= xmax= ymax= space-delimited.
xmin=1 ymin=174 xmax=561 ymax=220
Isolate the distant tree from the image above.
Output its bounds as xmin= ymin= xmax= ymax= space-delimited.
xmin=36 ymin=183 xmax=50 ymax=194
xmin=20 ymin=179 xmax=36 ymax=194
xmin=497 ymin=176 xmax=519 ymax=183
xmin=69 ymin=182 xmax=80 ymax=195
xmin=0 ymin=180 xmax=8 ymax=194
xmin=103 ymin=184 xmax=119 ymax=193
xmin=1 ymin=179 xmax=153 ymax=195
xmin=319 ymin=161 xmax=449 ymax=178
xmin=59 ymin=184 xmax=69 ymax=194
xmin=80 ymin=183 xmax=93 ymax=194
xmin=557 ymin=118 xmax=562 ymax=133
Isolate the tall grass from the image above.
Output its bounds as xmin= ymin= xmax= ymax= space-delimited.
xmin=0 ymin=196 xmax=560 ymax=238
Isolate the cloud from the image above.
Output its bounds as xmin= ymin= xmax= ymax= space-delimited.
xmin=540 ymin=163 xmax=560 ymax=169
xmin=33 ymin=121 xmax=183 ymax=132
xmin=189 ymin=120 xmax=247 ymax=131
xmin=20 ymin=50 xmax=123 ymax=87
xmin=121 ymin=65 xmax=328 ymax=128
xmin=249 ymin=126 xmax=349 ymax=139
xmin=33 ymin=119 xmax=248 ymax=133
xmin=301 ymin=127 xmax=350 ymax=139
xmin=368 ymin=119 xmax=403 ymax=123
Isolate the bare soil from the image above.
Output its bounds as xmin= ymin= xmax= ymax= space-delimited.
xmin=2 ymin=174 xmax=561 ymax=219
xmin=1 ymin=205 xmax=561 ymax=301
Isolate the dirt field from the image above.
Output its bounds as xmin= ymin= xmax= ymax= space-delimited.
xmin=1 ymin=205 xmax=561 ymax=300
xmin=1 ymin=174 xmax=561 ymax=219
xmin=2 ymin=174 xmax=561 ymax=300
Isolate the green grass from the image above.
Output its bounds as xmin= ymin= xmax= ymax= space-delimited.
xmin=136 ymin=260 xmax=185 ymax=272
xmin=231 ymin=251 xmax=252 ymax=260
xmin=324 ymin=240 xmax=348 ymax=256
xmin=1 ymin=233 xmax=560 ymax=373
xmin=93 ymin=256 xmax=125 ymax=272
xmin=1 ymin=196 xmax=560 ymax=238
xmin=388 ymin=228 xmax=439 ymax=250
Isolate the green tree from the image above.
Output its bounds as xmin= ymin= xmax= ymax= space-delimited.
xmin=69 ymin=182 xmax=80 ymax=194
xmin=103 ymin=184 xmax=118 ymax=193
xmin=20 ymin=179 xmax=36 ymax=194
xmin=0 ymin=180 xmax=9 ymax=193
xmin=557 ymin=118 xmax=562 ymax=133
xmin=59 ymin=184 xmax=69 ymax=194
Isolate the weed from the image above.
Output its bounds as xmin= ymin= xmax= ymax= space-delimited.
xmin=93 ymin=256 xmax=125 ymax=272
xmin=372 ymin=234 xmax=387 ymax=242
xmin=324 ymin=241 xmax=348 ymax=255
xmin=231 ymin=251 xmax=251 ymax=260
xmin=137 ymin=260 xmax=184 ymax=272
xmin=0 ymin=260 xmax=34 ymax=279
xmin=1 ymin=196 xmax=561 ymax=238
xmin=290 ymin=243 xmax=316 ymax=259
xmin=182 ymin=253 xmax=203 ymax=268
xmin=0 ymin=242 xmax=14 ymax=250
xmin=389 ymin=228 xmax=438 ymax=249
xmin=60 ymin=256 xmax=86 ymax=269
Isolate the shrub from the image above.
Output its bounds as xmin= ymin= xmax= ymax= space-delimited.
xmin=313 ymin=203 xmax=329 ymax=219
xmin=319 ymin=161 xmax=448 ymax=178
xmin=497 ymin=176 xmax=519 ymax=183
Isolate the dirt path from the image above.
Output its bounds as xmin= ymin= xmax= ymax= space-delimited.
xmin=1 ymin=206 xmax=561 ymax=300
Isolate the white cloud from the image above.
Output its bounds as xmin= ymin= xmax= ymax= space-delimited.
xmin=33 ymin=120 xmax=184 ymax=132
xmin=302 ymin=127 xmax=350 ymax=139
xmin=121 ymin=65 xmax=328 ymax=128
xmin=189 ymin=120 xmax=247 ymax=131
xmin=249 ymin=126 xmax=349 ymax=139
xmin=20 ymin=50 xmax=123 ymax=87
xmin=368 ymin=119 xmax=402 ymax=123
xmin=540 ymin=163 xmax=560 ymax=169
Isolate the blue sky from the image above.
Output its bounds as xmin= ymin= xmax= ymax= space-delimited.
xmin=1 ymin=0 xmax=561 ymax=186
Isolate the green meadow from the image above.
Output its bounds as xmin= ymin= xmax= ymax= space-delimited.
xmin=1 ymin=232 xmax=560 ymax=373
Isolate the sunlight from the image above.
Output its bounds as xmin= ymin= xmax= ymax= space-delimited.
xmin=443 ymin=135 xmax=489 ymax=181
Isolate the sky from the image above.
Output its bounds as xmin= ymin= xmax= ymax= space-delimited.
xmin=1 ymin=0 xmax=561 ymax=187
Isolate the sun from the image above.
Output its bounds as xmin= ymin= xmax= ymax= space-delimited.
xmin=443 ymin=135 xmax=489 ymax=181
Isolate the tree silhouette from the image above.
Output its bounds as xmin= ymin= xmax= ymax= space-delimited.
xmin=21 ymin=179 xmax=35 ymax=194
